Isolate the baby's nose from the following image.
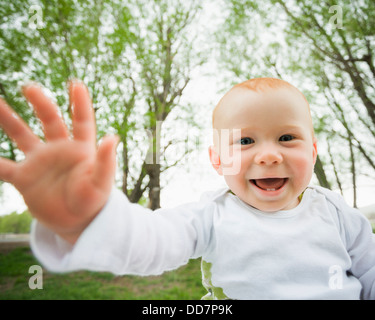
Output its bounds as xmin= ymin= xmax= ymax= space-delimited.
xmin=254 ymin=147 xmax=283 ymax=165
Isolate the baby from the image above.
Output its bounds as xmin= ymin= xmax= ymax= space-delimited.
xmin=0 ymin=78 xmax=374 ymax=299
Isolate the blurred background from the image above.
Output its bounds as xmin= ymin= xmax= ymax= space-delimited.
xmin=0 ymin=0 xmax=374 ymax=299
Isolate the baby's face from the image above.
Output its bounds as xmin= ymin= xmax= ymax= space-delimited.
xmin=210 ymin=87 xmax=317 ymax=212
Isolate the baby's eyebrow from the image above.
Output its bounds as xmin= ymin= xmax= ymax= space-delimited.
xmin=229 ymin=127 xmax=254 ymax=137
xmin=278 ymin=125 xmax=305 ymax=134
xmin=229 ymin=124 xmax=303 ymax=138
xmin=236 ymin=124 xmax=303 ymax=133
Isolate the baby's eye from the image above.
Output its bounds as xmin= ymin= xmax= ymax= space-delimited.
xmin=240 ymin=137 xmax=254 ymax=145
xmin=279 ymin=134 xmax=295 ymax=142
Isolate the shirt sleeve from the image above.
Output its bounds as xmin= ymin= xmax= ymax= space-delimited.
xmin=30 ymin=188 xmax=216 ymax=276
xmin=336 ymin=198 xmax=375 ymax=300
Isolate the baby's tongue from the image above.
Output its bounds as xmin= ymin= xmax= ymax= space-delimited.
xmin=255 ymin=178 xmax=285 ymax=190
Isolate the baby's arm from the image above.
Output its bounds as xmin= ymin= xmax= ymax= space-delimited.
xmin=338 ymin=201 xmax=375 ymax=299
xmin=31 ymin=187 xmax=215 ymax=275
xmin=0 ymin=81 xmax=118 ymax=244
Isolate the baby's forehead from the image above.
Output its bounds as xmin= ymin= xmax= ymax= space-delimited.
xmin=212 ymin=85 xmax=308 ymax=129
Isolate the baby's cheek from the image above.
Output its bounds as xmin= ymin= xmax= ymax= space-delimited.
xmin=291 ymin=154 xmax=314 ymax=185
xmin=220 ymin=147 xmax=244 ymax=176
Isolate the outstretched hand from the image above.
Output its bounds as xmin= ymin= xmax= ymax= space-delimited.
xmin=0 ymin=81 xmax=119 ymax=244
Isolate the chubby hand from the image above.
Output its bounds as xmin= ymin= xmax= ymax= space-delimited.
xmin=0 ymin=81 xmax=119 ymax=244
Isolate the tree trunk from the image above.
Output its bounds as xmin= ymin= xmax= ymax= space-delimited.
xmin=146 ymin=163 xmax=161 ymax=210
xmin=327 ymin=139 xmax=343 ymax=195
xmin=348 ymin=133 xmax=358 ymax=208
xmin=145 ymin=119 xmax=162 ymax=210
xmin=314 ymin=155 xmax=331 ymax=189
xmin=121 ymin=137 xmax=128 ymax=196
xmin=128 ymin=161 xmax=148 ymax=203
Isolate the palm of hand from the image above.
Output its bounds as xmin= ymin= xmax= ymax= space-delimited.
xmin=0 ymin=81 xmax=118 ymax=244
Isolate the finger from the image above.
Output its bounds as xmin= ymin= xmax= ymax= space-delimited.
xmin=70 ymin=80 xmax=96 ymax=145
xmin=0 ymin=157 xmax=18 ymax=183
xmin=91 ymin=135 xmax=119 ymax=191
xmin=0 ymin=98 xmax=43 ymax=154
xmin=23 ymin=84 xmax=70 ymax=141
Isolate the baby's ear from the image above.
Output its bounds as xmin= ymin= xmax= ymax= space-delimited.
xmin=208 ymin=145 xmax=223 ymax=175
xmin=312 ymin=137 xmax=318 ymax=165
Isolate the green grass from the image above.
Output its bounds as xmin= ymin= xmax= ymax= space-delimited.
xmin=0 ymin=247 xmax=206 ymax=300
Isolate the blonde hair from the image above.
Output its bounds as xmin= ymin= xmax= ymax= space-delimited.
xmin=235 ymin=77 xmax=296 ymax=89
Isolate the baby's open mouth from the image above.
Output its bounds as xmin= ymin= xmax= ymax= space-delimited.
xmin=250 ymin=178 xmax=288 ymax=191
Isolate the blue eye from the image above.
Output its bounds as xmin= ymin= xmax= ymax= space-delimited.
xmin=279 ymin=134 xmax=295 ymax=142
xmin=240 ymin=137 xmax=254 ymax=145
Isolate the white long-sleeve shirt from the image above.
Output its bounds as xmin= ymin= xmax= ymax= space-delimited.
xmin=30 ymin=185 xmax=375 ymax=299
